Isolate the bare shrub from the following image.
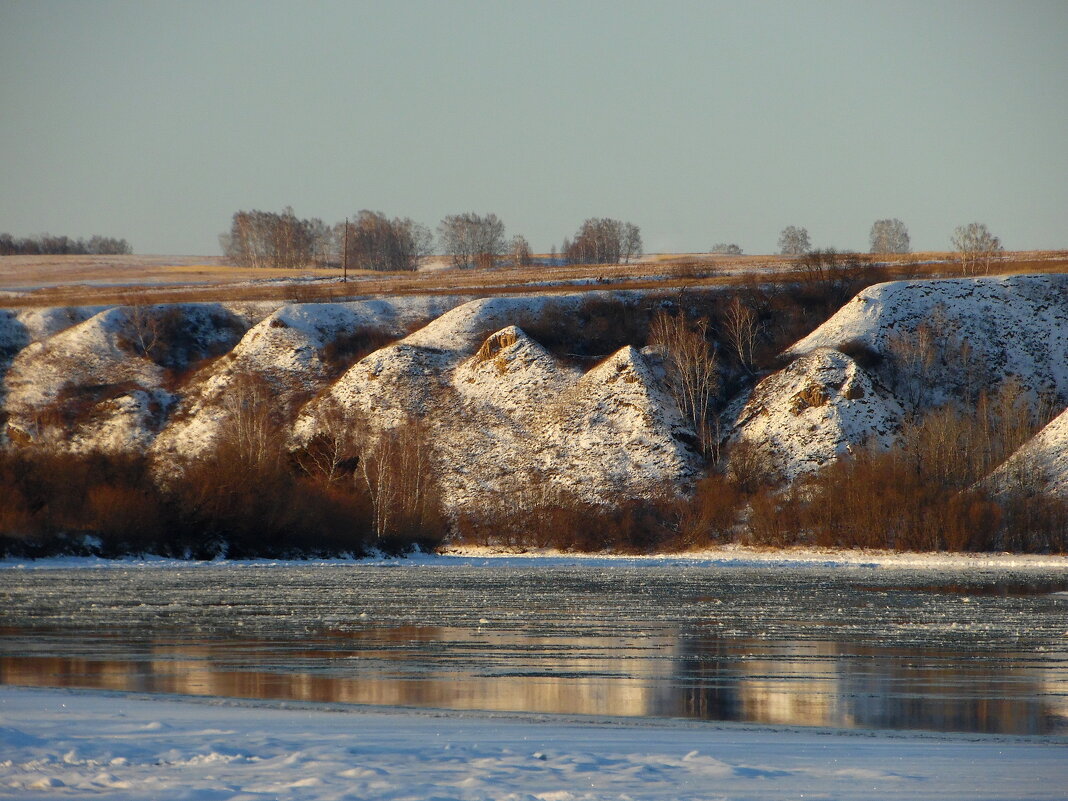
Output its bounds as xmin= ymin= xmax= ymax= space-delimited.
xmin=743 ymin=487 xmax=799 ymax=548
xmin=359 ymin=418 xmax=445 ymax=550
xmin=725 ymin=439 xmax=780 ymax=495
xmin=835 ymin=339 xmax=883 ymax=370
xmin=669 ymin=473 xmax=742 ymax=548
xmin=648 ymin=310 xmax=720 ymax=458
xmin=291 ymin=397 xmax=362 ymax=486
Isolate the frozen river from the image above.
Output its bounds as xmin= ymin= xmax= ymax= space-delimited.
xmin=1 ymin=558 xmax=1066 ymax=735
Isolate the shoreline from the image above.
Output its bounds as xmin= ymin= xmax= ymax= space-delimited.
xmin=3 ymin=543 xmax=1067 ymax=570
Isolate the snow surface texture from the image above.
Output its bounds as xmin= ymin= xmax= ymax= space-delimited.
xmin=990 ymin=405 xmax=1068 ymax=499
xmin=300 ymin=293 xmax=699 ymax=514
xmin=730 ymin=348 xmax=905 ymax=479
xmin=1 ymin=687 xmax=1064 ymax=801
xmin=788 ymin=274 xmax=1068 ymax=407
xmin=152 ymin=296 xmax=466 ymax=461
xmin=730 ymin=274 xmax=1068 ymax=480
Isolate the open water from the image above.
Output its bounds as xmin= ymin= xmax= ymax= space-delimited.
xmin=1 ymin=561 xmax=1066 ymax=735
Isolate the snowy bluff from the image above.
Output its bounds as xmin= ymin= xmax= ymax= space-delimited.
xmin=2 ymin=274 xmax=1068 ymax=525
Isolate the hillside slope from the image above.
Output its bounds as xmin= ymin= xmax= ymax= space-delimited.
xmin=296 ymin=294 xmax=700 ymax=516
xmin=729 ymin=274 xmax=1068 ymax=481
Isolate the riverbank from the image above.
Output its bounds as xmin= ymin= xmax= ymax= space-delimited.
xmin=1 ymin=686 xmax=1064 ymax=800
xmin=3 ymin=543 xmax=1067 ymax=571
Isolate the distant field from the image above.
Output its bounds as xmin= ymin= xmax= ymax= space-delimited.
xmin=1 ymin=250 xmax=1065 ymax=308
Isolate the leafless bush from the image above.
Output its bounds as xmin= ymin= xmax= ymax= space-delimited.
xmin=668 ymin=473 xmax=742 ymax=548
xmin=648 ymin=310 xmax=720 ymax=458
xmin=319 ymin=327 xmax=400 ymax=374
xmin=359 ymin=418 xmax=445 ymax=549
xmin=291 ymin=397 xmax=362 ymax=486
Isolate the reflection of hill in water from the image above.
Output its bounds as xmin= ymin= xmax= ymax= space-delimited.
xmin=2 ymin=632 xmax=1063 ymax=735
xmin=2 ymin=564 xmax=1066 ymax=736
xmin=664 ymin=636 xmax=1060 ymax=734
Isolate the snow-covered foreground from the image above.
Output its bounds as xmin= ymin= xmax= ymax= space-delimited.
xmin=2 ymin=687 xmax=1065 ymax=801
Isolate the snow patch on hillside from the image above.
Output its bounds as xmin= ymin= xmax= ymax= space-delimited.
xmin=989 ymin=406 xmax=1068 ymax=499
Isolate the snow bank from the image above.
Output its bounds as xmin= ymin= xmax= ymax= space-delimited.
xmin=0 ymin=687 xmax=1063 ymax=801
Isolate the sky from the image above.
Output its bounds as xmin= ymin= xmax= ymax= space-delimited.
xmin=1 ymin=0 xmax=1065 ymax=256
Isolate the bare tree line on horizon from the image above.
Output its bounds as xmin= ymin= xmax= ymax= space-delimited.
xmin=216 ymin=207 xmax=1009 ymax=277
xmin=220 ymin=208 xmax=644 ymax=272
xmin=0 ymin=232 xmax=131 ymax=256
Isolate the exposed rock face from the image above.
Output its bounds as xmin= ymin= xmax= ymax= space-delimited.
xmin=730 ymin=348 xmax=905 ymax=480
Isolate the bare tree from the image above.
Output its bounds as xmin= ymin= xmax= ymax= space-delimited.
xmin=510 ymin=234 xmax=533 ymax=267
xmin=338 ymin=211 xmax=431 ymax=272
xmin=120 ymin=294 xmax=162 ymax=360
xmin=778 ymin=225 xmax=811 ymax=256
xmin=360 ymin=419 xmax=441 ymax=542
xmin=291 ymin=398 xmax=362 ymax=485
xmin=711 ymin=243 xmax=743 ymax=255
xmin=438 ymin=213 xmax=506 ymax=269
xmin=722 ymin=296 xmax=759 ymax=374
xmin=869 ymin=219 xmax=910 ymax=254
xmin=952 ymin=222 xmax=1003 ymax=275
xmin=622 ymin=222 xmax=643 ymax=263
xmin=648 ymin=311 xmax=720 ymax=458
xmin=565 ymin=218 xmax=642 ymax=264
xmin=218 ymin=373 xmax=285 ymax=473
xmin=225 ymin=208 xmax=318 ymax=269
xmin=0 ymin=232 xmax=130 ymax=255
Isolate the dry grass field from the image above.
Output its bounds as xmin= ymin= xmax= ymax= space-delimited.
xmin=1 ymin=250 xmax=1065 ymax=309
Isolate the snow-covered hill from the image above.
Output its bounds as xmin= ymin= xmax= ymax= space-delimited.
xmin=297 ymin=294 xmax=700 ymax=516
xmin=152 ymin=297 xmax=465 ymax=461
xmin=3 ymin=303 xmax=252 ymax=451
xmin=3 ymin=274 xmax=1067 ymax=517
xmin=787 ymin=274 xmax=1068 ymax=410
xmin=729 ymin=274 xmax=1068 ymax=481
xmin=989 ymin=406 xmax=1068 ymax=499
xmin=729 ymin=348 xmax=905 ymax=479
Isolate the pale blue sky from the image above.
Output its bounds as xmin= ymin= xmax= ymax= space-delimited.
xmin=1 ymin=0 xmax=1065 ymax=255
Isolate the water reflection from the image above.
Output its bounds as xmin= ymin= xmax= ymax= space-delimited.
xmin=2 ymin=625 xmax=1064 ymax=735
xmin=3 ymin=564 xmax=1066 ymax=736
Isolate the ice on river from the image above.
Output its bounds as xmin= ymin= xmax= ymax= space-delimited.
xmin=1 ymin=686 xmax=1066 ymax=801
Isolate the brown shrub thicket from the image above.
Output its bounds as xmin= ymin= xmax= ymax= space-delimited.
xmin=454 ymin=484 xmax=673 ymax=554
xmin=0 ymin=394 xmax=446 ymax=559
